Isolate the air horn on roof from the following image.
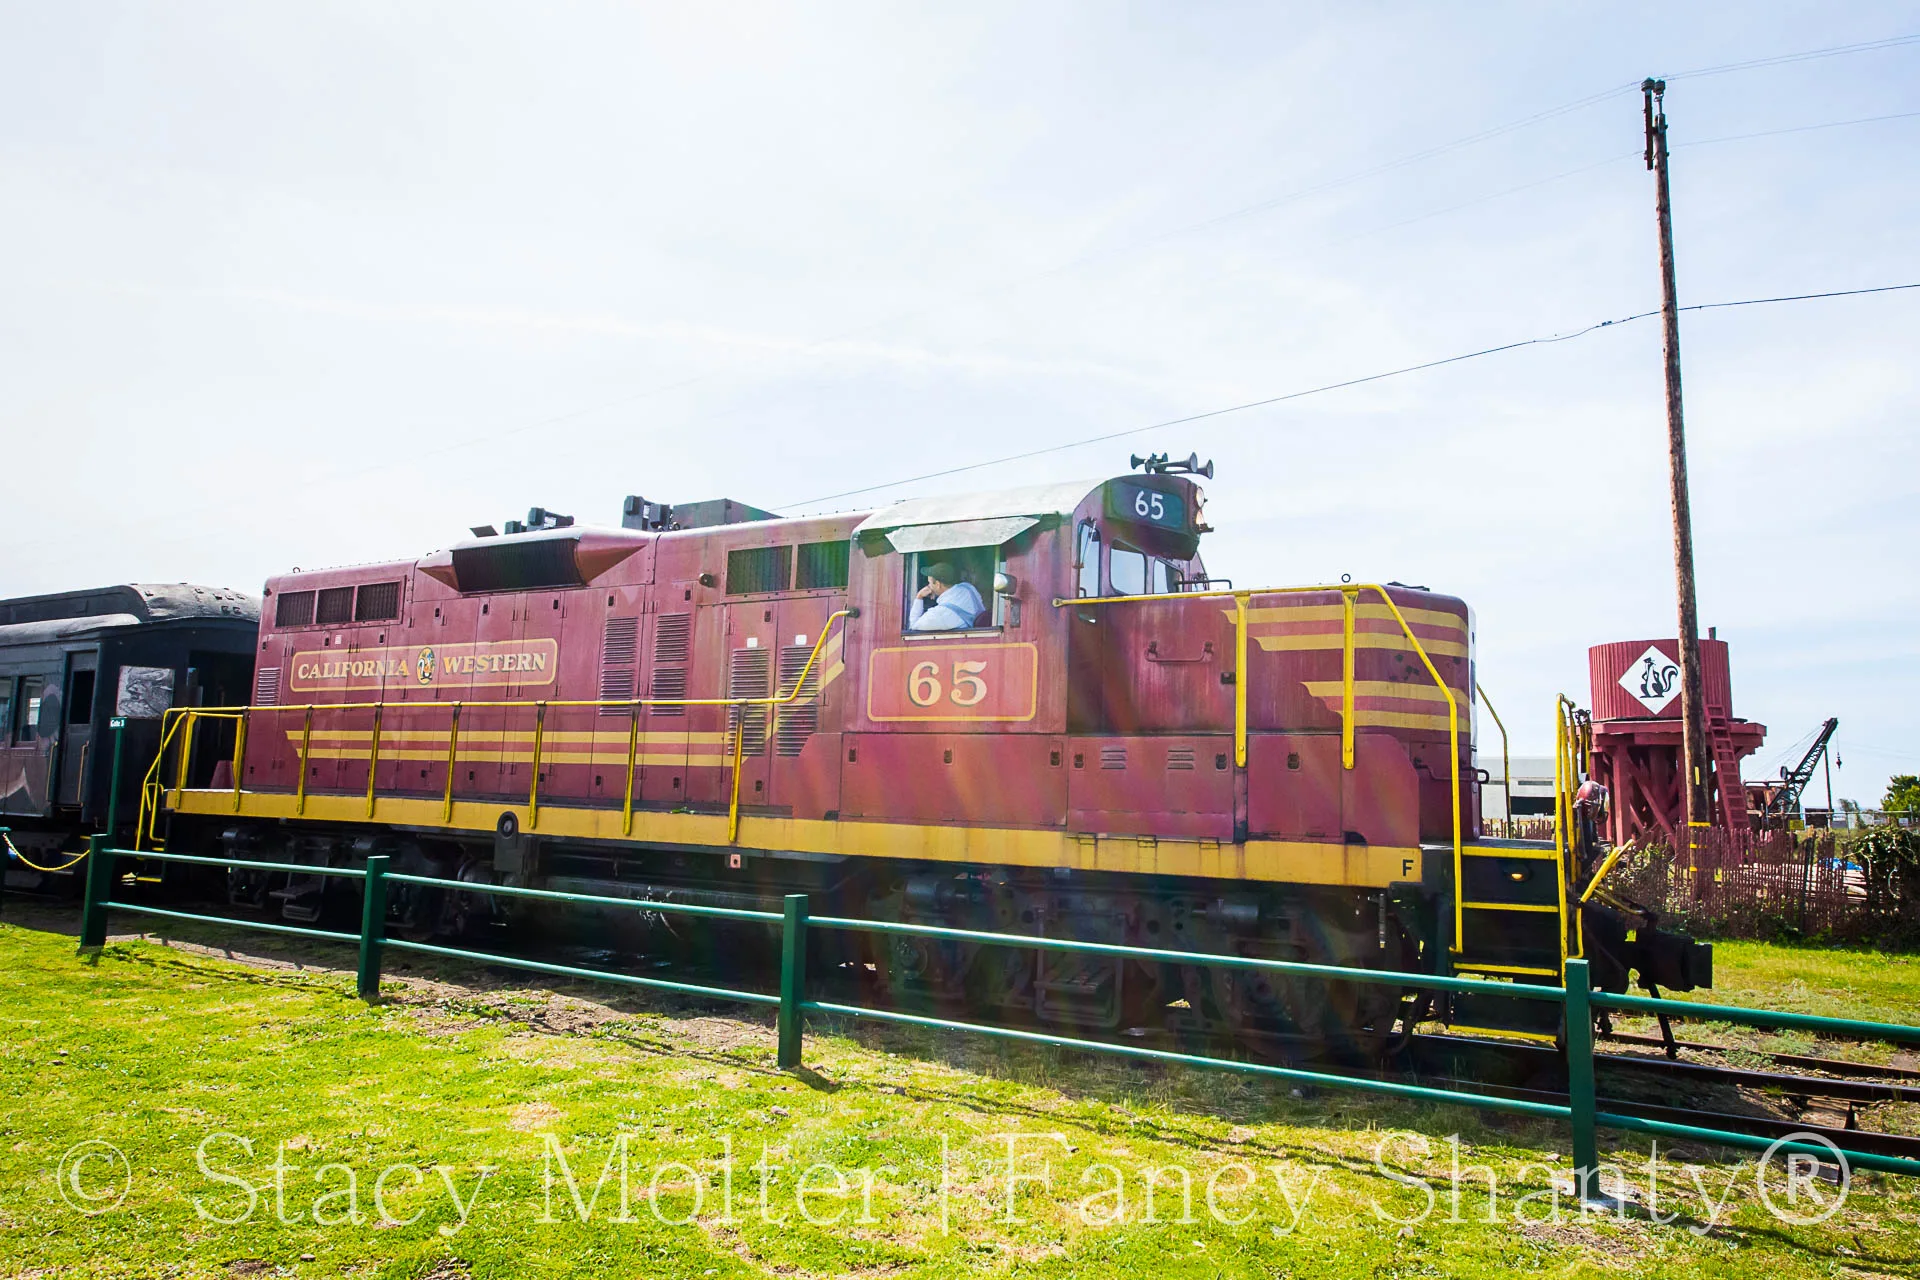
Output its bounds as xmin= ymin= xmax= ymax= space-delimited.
xmin=1130 ymin=451 xmax=1214 ymax=478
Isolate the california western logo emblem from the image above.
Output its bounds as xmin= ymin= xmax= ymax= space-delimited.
xmin=416 ymin=647 xmax=436 ymax=685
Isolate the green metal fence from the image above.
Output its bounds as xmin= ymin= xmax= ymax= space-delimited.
xmin=62 ymin=835 xmax=1920 ymax=1194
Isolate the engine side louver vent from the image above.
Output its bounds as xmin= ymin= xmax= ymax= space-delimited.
xmin=602 ymin=616 xmax=639 ymax=665
xmin=648 ymin=613 xmax=691 ymax=717
xmin=727 ymin=647 xmax=771 ymax=757
xmin=1167 ymin=747 xmax=1196 ymax=771
xmin=648 ymin=666 xmax=687 ymax=714
xmin=653 ymin=614 xmax=691 ymax=664
xmin=254 ymin=667 xmax=282 ymax=706
xmin=775 ymin=645 xmax=821 ymax=756
xmin=599 ymin=616 xmax=639 ymax=717
xmin=1100 ymin=745 xmax=1127 ymax=770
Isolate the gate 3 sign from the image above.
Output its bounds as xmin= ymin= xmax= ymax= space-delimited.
xmin=867 ymin=642 xmax=1039 ymax=722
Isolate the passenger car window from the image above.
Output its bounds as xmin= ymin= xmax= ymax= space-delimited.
xmin=1076 ymin=522 xmax=1101 ymax=598
xmin=16 ymin=675 xmax=45 ymax=743
xmin=1110 ymin=545 xmax=1147 ymax=597
xmin=0 ymin=680 xmax=11 ymax=744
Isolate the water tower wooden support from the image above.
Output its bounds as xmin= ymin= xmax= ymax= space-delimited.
xmin=1586 ymin=638 xmax=1766 ymax=848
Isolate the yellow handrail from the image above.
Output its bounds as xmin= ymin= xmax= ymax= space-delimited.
xmin=1053 ymin=583 xmax=1462 ymax=940
xmin=1553 ymin=695 xmax=1582 ymax=966
xmin=528 ymin=702 xmax=547 ymax=830
xmin=151 ymin=608 xmax=856 ymax=843
xmin=1476 ymin=682 xmax=1511 ymax=833
xmin=296 ymin=705 xmax=313 ymax=816
xmin=441 ymin=703 xmax=462 ymax=823
xmin=1340 ymin=589 xmax=1358 ymax=770
xmin=620 ymin=708 xmax=640 ymax=836
xmin=231 ymin=710 xmax=248 ymax=813
xmin=365 ymin=704 xmax=383 ymax=819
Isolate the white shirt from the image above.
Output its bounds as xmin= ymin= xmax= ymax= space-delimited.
xmin=909 ymin=581 xmax=986 ymax=631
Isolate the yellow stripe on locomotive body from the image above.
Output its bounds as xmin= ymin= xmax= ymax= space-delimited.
xmin=167 ymin=785 xmax=1423 ymax=888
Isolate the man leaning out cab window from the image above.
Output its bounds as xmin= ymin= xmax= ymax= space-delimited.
xmin=909 ymin=562 xmax=986 ymax=631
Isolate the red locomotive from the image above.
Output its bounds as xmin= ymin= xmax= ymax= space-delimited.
xmin=149 ymin=457 xmax=1706 ymax=1053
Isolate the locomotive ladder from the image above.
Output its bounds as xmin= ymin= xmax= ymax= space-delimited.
xmin=1444 ymin=696 xmax=1585 ymax=1040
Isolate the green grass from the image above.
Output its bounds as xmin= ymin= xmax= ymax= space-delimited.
xmin=2 ymin=921 xmax=1918 ymax=1279
xmin=1615 ymin=939 xmax=1920 ymax=1067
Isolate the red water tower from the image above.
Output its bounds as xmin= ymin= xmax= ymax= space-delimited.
xmin=1586 ymin=638 xmax=1766 ymax=847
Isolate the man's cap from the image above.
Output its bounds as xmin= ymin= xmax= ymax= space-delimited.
xmin=923 ymin=562 xmax=958 ymax=584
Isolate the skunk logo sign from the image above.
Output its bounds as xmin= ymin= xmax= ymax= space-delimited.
xmin=1619 ymin=644 xmax=1681 ymax=714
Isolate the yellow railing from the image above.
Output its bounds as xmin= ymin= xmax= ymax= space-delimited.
xmin=139 ymin=610 xmax=854 ymax=851
xmin=1055 ymin=583 xmax=1463 ymax=940
xmin=1475 ymin=682 xmax=1511 ymax=832
xmin=1552 ymin=695 xmax=1591 ymax=964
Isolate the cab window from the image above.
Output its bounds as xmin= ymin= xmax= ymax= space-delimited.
xmin=904 ymin=546 xmax=996 ymax=633
xmin=1150 ymin=558 xmax=1178 ymax=594
xmin=1075 ymin=522 xmax=1101 ymax=598
xmin=1109 ymin=544 xmax=1147 ymax=597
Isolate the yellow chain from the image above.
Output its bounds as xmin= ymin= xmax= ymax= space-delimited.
xmin=2 ymin=831 xmax=89 ymax=874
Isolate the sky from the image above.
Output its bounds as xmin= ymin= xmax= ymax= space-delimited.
xmin=2 ymin=3 xmax=1916 ymax=806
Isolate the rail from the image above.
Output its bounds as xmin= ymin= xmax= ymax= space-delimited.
xmin=1056 ymin=584 xmax=1464 ymax=947
xmin=68 ymin=838 xmax=1920 ymax=1193
xmin=135 ymin=609 xmax=856 ymax=852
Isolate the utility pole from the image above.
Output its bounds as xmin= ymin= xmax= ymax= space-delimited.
xmin=1643 ymin=79 xmax=1712 ymax=883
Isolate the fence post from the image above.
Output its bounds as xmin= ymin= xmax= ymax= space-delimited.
xmin=78 ymin=835 xmax=115 ymax=951
xmin=358 ymin=856 xmax=389 ymax=1003
xmin=778 ymin=893 xmax=808 ymax=1069
xmin=0 ymin=826 xmax=9 ymax=916
xmin=1563 ymin=957 xmax=1613 ymax=1207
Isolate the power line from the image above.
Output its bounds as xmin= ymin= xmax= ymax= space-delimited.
xmin=310 ymin=30 xmax=1920 ymax=491
xmin=1662 ymin=33 xmax=1920 ymax=82
xmin=782 ymin=282 xmax=1920 ymax=509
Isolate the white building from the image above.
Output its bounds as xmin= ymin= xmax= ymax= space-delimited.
xmin=1474 ymin=752 xmax=1556 ymax=822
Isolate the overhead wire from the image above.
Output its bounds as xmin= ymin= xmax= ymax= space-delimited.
xmin=781 ymin=282 xmax=1920 ymax=508
xmin=299 ymin=29 xmax=1920 ymax=486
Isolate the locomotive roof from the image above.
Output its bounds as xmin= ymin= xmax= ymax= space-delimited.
xmin=0 ymin=583 xmax=259 ymax=645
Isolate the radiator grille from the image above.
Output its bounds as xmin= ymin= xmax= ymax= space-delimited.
xmin=775 ymin=645 xmax=821 ymax=756
xmin=726 ymin=546 xmax=792 ymax=595
xmin=727 ymin=647 xmax=771 ymax=757
xmin=354 ymin=581 xmax=402 ymax=622
xmin=253 ymin=667 xmax=282 ymax=706
xmin=315 ymin=586 xmax=355 ymax=626
xmin=795 ymin=540 xmax=850 ymax=590
xmin=274 ymin=591 xmax=315 ymax=627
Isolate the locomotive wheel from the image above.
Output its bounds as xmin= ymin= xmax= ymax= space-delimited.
xmin=871 ymin=933 xmax=970 ymax=1012
xmin=1204 ymin=925 xmax=1403 ymax=1064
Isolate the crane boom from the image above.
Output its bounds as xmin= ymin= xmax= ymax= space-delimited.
xmin=1766 ymin=717 xmax=1838 ymax=821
